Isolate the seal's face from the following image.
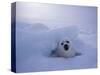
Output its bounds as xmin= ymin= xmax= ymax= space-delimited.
xmin=56 ymin=38 xmax=77 ymax=58
xmin=61 ymin=40 xmax=70 ymax=51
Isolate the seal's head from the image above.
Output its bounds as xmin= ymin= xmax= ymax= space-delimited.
xmin=56 ymin=38 xmax=77 ymax=58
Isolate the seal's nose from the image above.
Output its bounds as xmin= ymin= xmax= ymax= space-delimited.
xmin=64 ymin=44 xmax=69 ymax=51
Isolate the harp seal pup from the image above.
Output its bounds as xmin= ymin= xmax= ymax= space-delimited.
xmin=51 ymin=37 xmax=81 ymax=58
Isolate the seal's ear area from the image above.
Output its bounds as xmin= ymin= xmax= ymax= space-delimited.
xmin=75 ymin=52 xmax=82 ymax=56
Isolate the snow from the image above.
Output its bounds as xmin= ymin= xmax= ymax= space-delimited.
xmin=14 ymin=2 xmax=97 ymax=73
xmin=16 ymin=22 xmax=97 ymax=73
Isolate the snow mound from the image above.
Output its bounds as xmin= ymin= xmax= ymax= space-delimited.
xmin=16 ymin=22 xmax=97 ymax=73
xmin=16 ymin=22 xmax=49 ymax=33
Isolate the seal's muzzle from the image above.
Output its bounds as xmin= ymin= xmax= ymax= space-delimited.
xmin=64 ymin=44 xmax=69 ymax=51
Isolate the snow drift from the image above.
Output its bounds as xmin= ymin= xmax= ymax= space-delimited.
xmin=16 ymin=22 xmax=97 ymax=72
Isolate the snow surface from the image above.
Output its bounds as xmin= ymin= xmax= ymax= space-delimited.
xmin=15 ymin=2 xmax=97 ymax=73
xmin=16 ymin=22 xmax=97 ymax=73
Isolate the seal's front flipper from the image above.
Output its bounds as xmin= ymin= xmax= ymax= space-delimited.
xmin=75 ymin=52 xmax=82 ymax=56
xmin=49 ymin=50 xmax=58 ymax=57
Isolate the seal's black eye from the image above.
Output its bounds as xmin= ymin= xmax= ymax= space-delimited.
xmin=66 ymin=41 xmax=69 ymax=43
xmin=61 ymin=42 xmax=63 ymax=45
